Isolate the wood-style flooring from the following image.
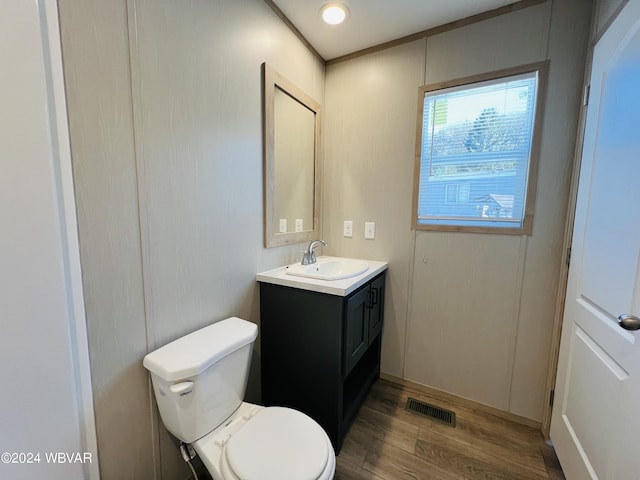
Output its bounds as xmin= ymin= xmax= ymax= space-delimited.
xmin=335 ymin=378 xmax=565 ymax=480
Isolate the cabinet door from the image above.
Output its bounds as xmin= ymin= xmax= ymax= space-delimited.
xmin=368 ymin=275 xmax=385 ymax=343
xmin=344 ymin=286 xmax=370 ymax=375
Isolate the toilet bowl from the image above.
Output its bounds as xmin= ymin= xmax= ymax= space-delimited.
xmin=143 ymin=317 xmax=335 ymax=480
xmin=193 ymin=403 xmax=335 ymax=480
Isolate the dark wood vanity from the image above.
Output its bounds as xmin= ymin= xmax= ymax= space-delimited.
xmin=258 ymin=269 xmax=386 ymax=452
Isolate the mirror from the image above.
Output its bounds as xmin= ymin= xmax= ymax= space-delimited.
xmin=263 ymin=63 xmax=322 ymax=248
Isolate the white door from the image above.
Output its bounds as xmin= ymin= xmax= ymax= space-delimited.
xmin=550 ymin=1 xmax=640 ymax=479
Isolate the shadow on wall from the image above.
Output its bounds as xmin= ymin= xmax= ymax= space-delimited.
xmin=244 ymin=281 xmax=263 ymax=404
xmin=93 ymin=362 xmax=154 ymax=478
xmin=382 ymin=273 xmax=405 ymax=376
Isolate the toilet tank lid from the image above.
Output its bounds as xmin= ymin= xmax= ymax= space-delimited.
xmin=143 ymin=317 xmax=258 ymax=382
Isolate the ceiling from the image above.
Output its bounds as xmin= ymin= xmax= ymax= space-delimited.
xmin=270 ymin=0 xmax=519 ymax=60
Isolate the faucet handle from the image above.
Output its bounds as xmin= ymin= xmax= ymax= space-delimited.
xmin=300 ymin=248 xmax=313 ymax=265
xmin=301 ymin=239 xmax=327 ymax=265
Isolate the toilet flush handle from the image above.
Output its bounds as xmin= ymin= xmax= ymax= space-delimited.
xmin=170 ymin=381 xmax=194 ymax=396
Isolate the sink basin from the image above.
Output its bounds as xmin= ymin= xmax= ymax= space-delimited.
xmin=286 ymin=258 xmax=369 ymax=281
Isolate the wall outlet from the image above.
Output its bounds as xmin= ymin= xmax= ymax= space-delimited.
xmin=279 ymin=219 xmax=287 ymax=233
xmin=295 ymin=219 xmax=303 ymax=232
xmin=343 ymin=220 xmax=353 ymax=238
xmin=364 ymin=222 xmax=375 ymax=240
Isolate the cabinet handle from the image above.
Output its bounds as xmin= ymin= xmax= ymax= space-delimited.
xmin=371 ymin=287 xmax=378 ymax=306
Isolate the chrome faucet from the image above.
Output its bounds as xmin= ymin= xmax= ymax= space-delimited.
xmin=301 ymin=239 xmax=327 ymax=265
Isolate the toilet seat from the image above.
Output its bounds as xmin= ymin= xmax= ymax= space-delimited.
xmin=222 ymin=407 xmax=330 ymax=480
xmin=192 ymin=403 xmax=335 ymax=480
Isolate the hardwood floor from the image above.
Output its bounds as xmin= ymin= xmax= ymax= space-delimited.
xmin=335 ymin=378 xmax=565 ymax=480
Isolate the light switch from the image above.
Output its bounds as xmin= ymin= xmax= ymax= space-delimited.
xmin=279 ymin=219 xmax=287 ymax=233
xmin=364 ymin=222 xmax=375 ymax=240
xmin=295 ymin=219 xmax=303 ymax=232
xmin=343 ymin=220 xmax=353 ymax=238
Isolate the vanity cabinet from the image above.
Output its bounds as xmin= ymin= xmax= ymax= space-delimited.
xmin=259 ymin=271 xmax=386 ymax=452
xmin=344 ymin=274 xmax=384 ymax=375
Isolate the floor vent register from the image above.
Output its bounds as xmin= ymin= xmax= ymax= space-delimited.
xmin=405 ymin=397 xmax=456 ymax=427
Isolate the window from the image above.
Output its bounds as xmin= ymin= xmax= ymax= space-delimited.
xmin=412 ymin=62 xmax=548 ymax=234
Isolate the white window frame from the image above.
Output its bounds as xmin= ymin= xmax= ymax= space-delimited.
xmin=412 ymin=61 xmax=549 ymax=235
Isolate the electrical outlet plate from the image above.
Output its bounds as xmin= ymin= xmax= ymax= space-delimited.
xmin=365 ymin=222 xmax=375 ymax=239
xmin=295 ymin=219 xmax=303 ymax=232
xmin=279 ymin=219 xmax=287 ymax=233
xmin=343 ymin=220 xmax=353 ymax=238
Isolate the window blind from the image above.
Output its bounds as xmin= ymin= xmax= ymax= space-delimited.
xmin=417 ymin=71 xmax=539 ymax=229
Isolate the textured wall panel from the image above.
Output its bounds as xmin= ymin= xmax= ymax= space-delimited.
xmin=60 ymin=0 xmax=324 ymax=478
xmin=407 ymin=234 xmax=523 ymax=409
xmin=324 ymin=40 xmax=425 ymax=377
xmin=130 ymin=0 xmax=323 ymax=353
xmin=509 ymin=0 xmax=592 ymax=421
xmin=129 ymin=0 xmax=324 ymax=477
xmin=423 ymin=3 xmax=551 ymax=84
xmin=412 ymin=1 xmax=550 ymax=415
xmin=58 ymin=0 xmax=155 ymax=478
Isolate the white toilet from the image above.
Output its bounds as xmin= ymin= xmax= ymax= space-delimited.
xmin=143 ymin=316 xmax=335 ymax=480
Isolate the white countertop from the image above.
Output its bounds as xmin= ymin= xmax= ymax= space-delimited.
xmin=256 ymin=256 xmax=389 ymax=296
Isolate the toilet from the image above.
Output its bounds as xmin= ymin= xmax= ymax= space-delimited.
xmin=143 ymin=316 xmax=335 ymax=480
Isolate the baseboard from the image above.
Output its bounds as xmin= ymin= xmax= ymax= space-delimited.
xmin=379 ymin=373 xmax=542 ymax=431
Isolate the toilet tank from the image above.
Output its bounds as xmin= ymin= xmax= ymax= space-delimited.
xmin=143 ymin=317 xmax=258 ymax=443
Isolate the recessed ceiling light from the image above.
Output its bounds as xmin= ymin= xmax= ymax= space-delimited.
xmin=320 ymin=3 xmax=349 ymax=25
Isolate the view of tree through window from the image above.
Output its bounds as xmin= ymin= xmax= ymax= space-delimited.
xmin=414 ymin=65 xmax=545 ymax=233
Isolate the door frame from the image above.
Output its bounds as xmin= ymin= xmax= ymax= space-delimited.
xmin=39 ymin=0 xmax=100 ymax=475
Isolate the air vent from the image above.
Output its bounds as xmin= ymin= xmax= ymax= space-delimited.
xmin=405 ymin=397 xmax=456 ymax=427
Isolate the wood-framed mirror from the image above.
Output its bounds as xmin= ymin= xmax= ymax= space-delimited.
xmin=262 ymin=63 xmax=322 ymax=248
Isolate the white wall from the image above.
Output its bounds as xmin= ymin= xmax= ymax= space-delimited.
xmin=0 ymin=1 xmax=97 ymax=479
xmin=58 ymin=0 xmax=323 ymax=478
xmin=324 ymin=0 xmax=592 ymax=422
